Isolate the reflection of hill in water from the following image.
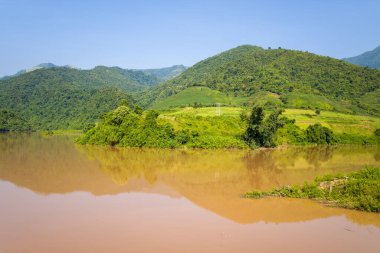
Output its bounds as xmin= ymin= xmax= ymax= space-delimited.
xmin=0 ymin=133 xmax=379 ymax=227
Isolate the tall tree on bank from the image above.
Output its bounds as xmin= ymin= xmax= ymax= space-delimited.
xmin=244 ymin=106 xmax=285 ymax=148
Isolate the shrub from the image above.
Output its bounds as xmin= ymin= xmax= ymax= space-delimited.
xmin=306 ymin=123 xmax=336 ymax=144
xmin=246 ymin=167 xmax=380 ymax=212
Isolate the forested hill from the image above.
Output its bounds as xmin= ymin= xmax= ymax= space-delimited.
xmin=140 ymin=45 xmax=380 ymax=115
xmin=343 ymin=46 xmax=380 ymax=69
xmin=139 ymin=65 xmax=187 ymax=81
xmin=0 ymin=63 xmax=188 ymax=130
xmin=88 ymin=66 xmax=160 ymax=91
xmin=0 ymin=67 xmax=146 ymax=130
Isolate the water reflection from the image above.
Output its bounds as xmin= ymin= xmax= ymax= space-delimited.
xmin=0 ymin=133 xmax=379 ymax=227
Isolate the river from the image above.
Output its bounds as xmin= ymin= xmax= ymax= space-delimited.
xmin=0 ymin=133 xmax=379 ymax=253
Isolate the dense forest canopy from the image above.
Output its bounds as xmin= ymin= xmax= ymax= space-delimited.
xmin=0 ymin=109 xmax=32 ymax=132
xmin=0 ymin=67 xmax=145 ymax=130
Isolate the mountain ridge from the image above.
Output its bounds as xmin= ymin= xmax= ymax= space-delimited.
xmin=343 ymin=45 xmax=380 ymax=69
xmin=1 ymin=63 xmax=187 ymax=82
xmin=139 ymin=45 xmax=380 ymax=115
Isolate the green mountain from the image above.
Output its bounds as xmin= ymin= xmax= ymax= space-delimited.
xmin=139 ymin=65 xmax=187 ymax=81
xmin=88 ymin=66 xmax=160 ymax=92
xmin=0 ymin=62 xmax=190 ymax=130
xmin=343 ymin=46 xmax=380 ymax=69
xmin=0 ymin=66 xmax=159 ymax=130
xmin=141 ymin=45 xmax=380 ymax=115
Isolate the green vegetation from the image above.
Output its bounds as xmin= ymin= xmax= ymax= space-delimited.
xmin=151 ymin=86 xmax=248 ymax=109
xmin=0 ymin=64 xmax=187 ymax=131
xmin=0 ymin=109 xmax=32 ymax=132
xmin=244 ymin=106 xmax=285 ymax=147
xmin=282 ymin=109 xmax=380 ymax=144
xmin=305 ymin=123 xmax=336 ymax=144
xmin=86 ymin=66 xmax=160 ymax=91
xmin=343 ymin=45 xmax=380 ymax=69
xmin=281 ymin=92 xmax=352 ymax=112
xmin=245 ymin=167 xmax=380 ymax=212
xmin=141 ymin=45 xmax=380 ymax=116
xmin=0 ymin=67 xmax=159 ymax=130
xmin=140 ymin=65 xmax=187 ymax=81
xmin=79 ymin=106 xmax=180 ymax=148
xmin=79 ymin=102 xmax=380 ymax=149
xmin=78 ymin=105 xmax=248 ymax=148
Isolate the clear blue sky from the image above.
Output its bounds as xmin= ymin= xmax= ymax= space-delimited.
xmin=0 ymin=0 xmax=379 ymax=76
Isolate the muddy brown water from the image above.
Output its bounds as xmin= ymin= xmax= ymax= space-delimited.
xmin=0 ymin=133 xmax=379 ymax=253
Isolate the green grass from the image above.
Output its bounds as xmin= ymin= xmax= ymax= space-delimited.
xmin=160 ymin=106 xmax=243 ymax=117
xmin=245 ymin=167 xmax=380 ymax=212
xmin=280 ymin=92 xmax=376 ymax=115
xmin=247 ymin=91 xmax=284 ymax=108
xmin=162 ymin=107 xmax=380 ymax=146
xmin=162 ymin=107 xmax=380 ymax=138
xmin=150 ymin=85 xmax=378 ymax=119
xmin=150 ymin=86 xmax=248 ymax=109
xmin=41 ymin=129 xmax=83 ymax=136
xmin=285 ymin=93 xmax=334 ymax=110
xmin=159 ymin=109 xmax=247 ymax=148
xmin=283 ymin=109 xmax=380 ymax=137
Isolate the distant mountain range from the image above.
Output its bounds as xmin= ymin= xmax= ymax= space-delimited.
xmin=343 ymin=46 xmax=380 ymax=69
xmin=0 ymin=63 xmax=76 ymax=80
xmin=138 ymin=65 xmax=187 ymax=81
xmin=1 ymin=63 xmax=187 ymax=81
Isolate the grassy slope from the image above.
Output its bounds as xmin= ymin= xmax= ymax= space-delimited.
xmin=283 ymin=109 xmax=380 ymax=137
xmin=150 ymin=86 xmax=248 ymax=109
xmin=158 ymin=106 xmax=247 ymax=148
xmin=150 ymin=85 xmax=373 ymax=116
xmin=159 ymin=107 xmax=380 ymax=144
xmin=162 ymin=107 xmax=380 ymax=135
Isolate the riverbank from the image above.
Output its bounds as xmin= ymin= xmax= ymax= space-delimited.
xmin=245 ymin=167 xmax=380 ymax=212
xmin=77 ymin=106 xmax=380 ymax=149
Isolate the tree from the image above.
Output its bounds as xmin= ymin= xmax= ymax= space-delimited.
xmin=244 ymin=106 xmax=264 ymax=147
xmin=244 ymin=106 xmax=285 ymax=148
xmin=259 ymin=109 xmax=285 ymax=147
